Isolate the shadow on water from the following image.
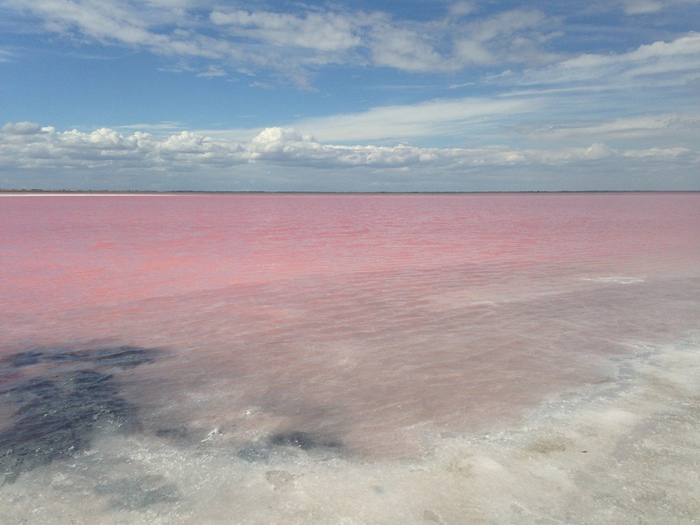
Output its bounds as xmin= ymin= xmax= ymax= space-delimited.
xmin=0 ymin=345 xmax=161 ymax=484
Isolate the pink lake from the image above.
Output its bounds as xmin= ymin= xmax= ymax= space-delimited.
xmin=1 ymin=193 xmax=699 ymax=524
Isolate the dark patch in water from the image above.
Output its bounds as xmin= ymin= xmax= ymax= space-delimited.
xmin=1 ymin=350 xmax=44 ymax=368
xmin=81 ymin=346 xmax=159 ymax=370
xmin=237 ymin=442 xmax=274 ymax=463
xmin=155 ymin=426 xmax=191 ymax=446
xmin=0 ymin=345 xmax=161 ymax=484
xmin=270 ymin=431 xmax=318 ymax=450
xmin=94 ymin=475 xmax=180 ymax=511
xmin=1 ymin=345 xmax=160 ymax=370
xmin=237 ymin=432 xmax=344 ymax=463
xmin=269 ymin=431 xmax=343 ymax=451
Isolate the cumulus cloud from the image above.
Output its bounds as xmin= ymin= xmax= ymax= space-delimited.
xmin=251 ymin=127 xmax=316 ymax=145
xmin=583 ymin=142 xmax=616 ymax=160
xmin=0 ymin=124 xmax=241 ymax=171
xmin=244 ymin=127 xmax=324 ymax=162
xmin=2 ymin=123 xmax=696 ymax=176
xmin=2 ymin=121 xmax=43 ymax=135
xmin=2 ymin=122 xmax=698 ymax=191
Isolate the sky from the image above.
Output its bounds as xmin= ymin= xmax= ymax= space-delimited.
xmin=1 ymin=0 xmax=699 ymax=191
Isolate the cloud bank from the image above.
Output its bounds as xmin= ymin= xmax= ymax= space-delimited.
xmin=2 ymin=122 xmax=697 ymax=191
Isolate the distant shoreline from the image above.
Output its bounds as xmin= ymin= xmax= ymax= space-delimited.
xmin=1 ymin=189 xmax=697 ymax=196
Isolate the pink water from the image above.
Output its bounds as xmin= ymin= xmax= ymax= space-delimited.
xmin=3 ymin=192 xmax=697 ymax=309
xmin=1 ymin=193 xmax=700 ymax=523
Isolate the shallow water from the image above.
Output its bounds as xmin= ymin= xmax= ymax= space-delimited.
xmin=1 ymin=193 xmax=699 ymax=523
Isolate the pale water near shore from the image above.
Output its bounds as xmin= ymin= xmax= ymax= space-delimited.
xmin=1 ymin=193 xmax=699 ymax=523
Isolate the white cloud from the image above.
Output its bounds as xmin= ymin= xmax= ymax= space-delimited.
xmin=251 ymin=127 xmax=316 ymax=146
xmin=243 ymin=127 xmax=324 ymax=162
xmin=367 ymin=14 xmax=453 ymax=72
xmin=516 ymin=114 xmax=700 ymax=142
xmin=0 ymin=0 xmax=562 ymax=83
xmin=2 ymin=0 xmax=697 ymax=95
xmin=158 ymin=131 xmax=209 ymax=153
xmin=2 ymin=0 xmax=225 ymax=62
xmin=36 ymin=0 xmax=158 ymax=46
xmin=623 ymin=0 xmax=665 ymax=13
xmin=519 ymin=32 xmax=700 ymax=88
xmin=583 ymin=142 xmax=616 ymax=160
xmin=2 ymin=122 xmax=698 ymax=191
xmin=364 ymin=7 xmax=560 ymax=72
xmin=210 ymin=10 xmax=361 ymax=53
xmin=454 ymin=9 xmax=559 ymax=66
xmin=623 ymin=146 xmax=689 ymax=158
xmin=449 ymin=2 xmax=477 ymax=17
xmin=453 ymin=39 xmax=495 ymax=66
xmin=619 ymin=0 xmax=700 ymax=14
xmin=2 ymin=121 xmax=43 ymax=135
xmin=292 ymin=97 xmax=533 ymax=142
xmin=197 ymin=65 xmax=227 ymax=78
xmin=2 ymin=123 xmax=696 ymax=174
xmin=0 ymin=124 xmax=237 ymax=171
xmin=117 ymin=121 xmax=184 ymax=133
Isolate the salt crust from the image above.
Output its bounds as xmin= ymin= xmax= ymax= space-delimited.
xmin=1 ymin=333 xmax=699 ymax=524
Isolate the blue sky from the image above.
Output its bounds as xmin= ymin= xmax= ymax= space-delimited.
xmin=1 ymin=0 xmax=699 ymax=191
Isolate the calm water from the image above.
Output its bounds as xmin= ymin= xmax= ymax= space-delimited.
xmin=1 ymin=193 xmax=699 ymax=524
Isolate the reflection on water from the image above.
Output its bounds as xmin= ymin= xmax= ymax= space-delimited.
xmin=1 ymin=193 xmax=699 ymax=523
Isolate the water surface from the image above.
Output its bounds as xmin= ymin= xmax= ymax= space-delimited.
xmin=1 ymin=193 xmax=699 ymax=523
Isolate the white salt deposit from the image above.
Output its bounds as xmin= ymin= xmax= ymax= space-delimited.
xmin=2 ymin=333 xmax=698 ymax=524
